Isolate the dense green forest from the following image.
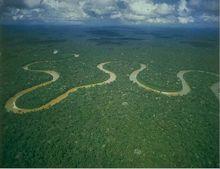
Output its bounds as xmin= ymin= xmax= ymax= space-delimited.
xmin=0 ymin=25 xmax=219 ymax=167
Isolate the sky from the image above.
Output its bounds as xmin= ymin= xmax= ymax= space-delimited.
xmin=0 ymin=0 xmax=219 ymax=26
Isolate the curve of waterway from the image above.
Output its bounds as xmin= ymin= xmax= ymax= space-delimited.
xmin=5 ymin=61 xmax=116 ymax=114
xmin=129 ymin=64 xmax=219 ymax=98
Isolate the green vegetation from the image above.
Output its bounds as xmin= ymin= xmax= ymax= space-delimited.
xmin=0 ymin=25 xmax=219 ymax=167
